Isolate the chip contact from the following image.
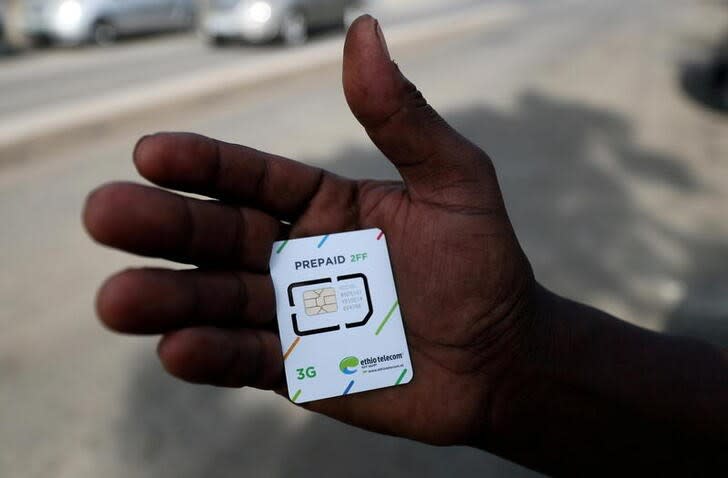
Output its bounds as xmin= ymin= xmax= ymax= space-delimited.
xmin=303 ymin=288 xmax=338 ymax=316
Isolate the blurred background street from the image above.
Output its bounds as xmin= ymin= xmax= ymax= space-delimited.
xmin=1 ymin=0 xmax=727 ymax=477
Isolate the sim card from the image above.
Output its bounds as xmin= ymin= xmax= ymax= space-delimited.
xmin=269 ymin=228 xmax=413 ymax=404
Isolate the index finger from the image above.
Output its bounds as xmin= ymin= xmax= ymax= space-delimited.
xmin=133 ymin=132 xmax=333 ymax=220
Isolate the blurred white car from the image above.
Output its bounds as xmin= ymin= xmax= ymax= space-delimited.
xmin=22 ymin=0 xmax=197 ymax=46
xmin=202 ymin=0 xmax=363 ymax=46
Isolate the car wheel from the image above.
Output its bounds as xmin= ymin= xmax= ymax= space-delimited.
xmin=207 ymin=34 xmax=230 ymax=47
xmin=29 ymin=34 xmax=53 ymax=49
xmin=280 ymin=10 xmax=307 ymax=46
xmin=92 ymin=21 xmax=117 ymax=46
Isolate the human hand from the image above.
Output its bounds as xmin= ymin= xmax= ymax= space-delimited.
xmin=83 ymin=16 xmax=536 ymax=447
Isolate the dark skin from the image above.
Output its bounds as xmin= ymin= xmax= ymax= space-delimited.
xmin=84 ymin=16 xmax=727 ymax=475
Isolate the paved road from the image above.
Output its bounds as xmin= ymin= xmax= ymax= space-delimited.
xmin=1 ymin=0 xmax=727 ymax=477
xmin=0 ymin=0 xmax=490 ymax=119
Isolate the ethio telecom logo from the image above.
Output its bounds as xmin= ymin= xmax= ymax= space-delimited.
xmin=339 ymin=356 xmax=359 ymax=375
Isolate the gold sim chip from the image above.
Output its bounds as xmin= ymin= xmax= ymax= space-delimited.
xmin=303 ymin=288 xmax=338 ymax=316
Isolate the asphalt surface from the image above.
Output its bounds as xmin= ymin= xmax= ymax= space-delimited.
xmin=0 ymin=0 xmax=488 ymax=119
xmin=1 ymin=0 xmax=727 ymax=477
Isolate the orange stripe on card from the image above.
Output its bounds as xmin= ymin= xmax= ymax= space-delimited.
xmin=283 ymin=337 xmax=301 ymax=361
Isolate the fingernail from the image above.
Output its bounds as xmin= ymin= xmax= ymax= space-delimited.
xmin=132 ymin=134 xmax=151 ymax=164
xmin=374 ymin=20 xmax=391 ymax=60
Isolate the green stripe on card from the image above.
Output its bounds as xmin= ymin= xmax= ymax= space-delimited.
xmin=395 ymin=368 xmax=408 ymax=386
xmin=291 ymin=389 xmax=302 ymax=402
xmin=375 ymin=300 xmax=399 ymax=336
xmin=276 ymin=240 xmax=289 ymax=254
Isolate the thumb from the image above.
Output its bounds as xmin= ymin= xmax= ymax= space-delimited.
xmin=343 ymin=16 xmax=498 ymax=207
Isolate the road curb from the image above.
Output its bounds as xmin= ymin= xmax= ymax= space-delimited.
xmin=0 ymin=4 xmax=519 ymax=164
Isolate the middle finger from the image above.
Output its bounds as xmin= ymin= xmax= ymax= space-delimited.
xmin=84 ymin=182 xmax=281 ymax=270
xmin=97 ymin=267 xmax=275 ymax=334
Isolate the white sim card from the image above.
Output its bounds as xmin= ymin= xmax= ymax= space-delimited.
xmin=269 ymin=228 xmax=413 ymax=404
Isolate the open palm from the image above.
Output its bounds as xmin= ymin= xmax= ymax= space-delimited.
xmin=84 ymin=16 xmax=534 ymax=446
